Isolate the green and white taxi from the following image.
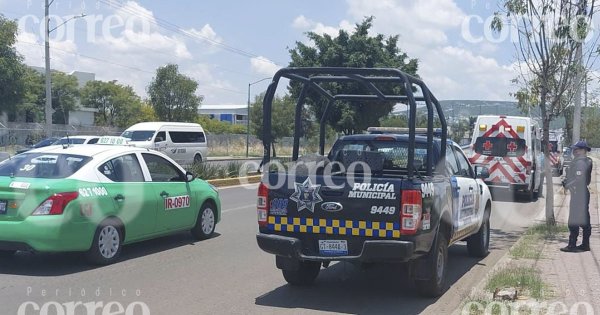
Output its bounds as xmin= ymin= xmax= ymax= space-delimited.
xmin=0 ymin=138 xmax=221 ymax=264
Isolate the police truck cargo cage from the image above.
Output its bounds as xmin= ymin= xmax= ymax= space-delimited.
xmin=255 ymin=67 xmax=493 ymax=297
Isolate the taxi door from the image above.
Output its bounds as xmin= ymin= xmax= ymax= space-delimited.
xmin=140 ymin=152 xmax=198 ymax=231
xmin=97 ymin=154 xmax=157 ymax=241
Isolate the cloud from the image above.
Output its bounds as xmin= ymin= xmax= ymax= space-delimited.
xmin=291 ymin=15 xmax=354 ymax=37
xmin=186 ymin=24 xmax=224 ymax=54
xmin=250 ymin=57 xmax=281 ymax=77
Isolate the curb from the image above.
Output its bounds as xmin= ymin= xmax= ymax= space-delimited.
xmin=206 ymin=175 xmax=262 ymax=187
xmin=453 ymin=182 xmax=567 ymax=314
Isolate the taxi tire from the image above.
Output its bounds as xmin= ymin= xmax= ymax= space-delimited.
xmin=467 ymin=208 xmax=490 ymax=257
xmin=0 ymin=250 xmax=16 ymax=258
xmin=282 ymin=260 xmax=321 ymax=286
xmin=86 ymin=219 xmax=123 ymax=265
xmin=414 ymin=233 xmax=448 ymax=297
xmin=191 ymin=203 xmax=216 ymax=240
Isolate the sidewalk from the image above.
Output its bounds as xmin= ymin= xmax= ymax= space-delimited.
xmin=534 ymin=157 xmax=600 ymax=311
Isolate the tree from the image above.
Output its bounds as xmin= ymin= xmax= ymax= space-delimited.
xmin=14 ymin=67 xmax=44 ymax=122
xmin=197 ymin=115 xmax=247 ymax=134
xmin=0 ymin=15 xmax=25 ymax=118
xmin=250 ymin=93 xmax=295 ymax=157
xmin=493 ymin=0 xmax=599 ymax=225
xmin=81 ymin=80 xmax=143 ymax=128
xmin=147 ymin=64 xmax=202 ymax=122
xmin=288 ymin=16 xmax=418 ymax=135
xmin=50 ymin=71 xmax=79 ymax=124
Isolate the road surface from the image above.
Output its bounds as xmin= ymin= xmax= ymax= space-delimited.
xmin=0 ymin=183 xmax=548 ymax=315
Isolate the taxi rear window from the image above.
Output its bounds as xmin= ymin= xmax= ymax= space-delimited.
xmin=474 ymin=137 xmax=526 ymax=157
xmin=0 ymin=153 xmax=92 ymax=178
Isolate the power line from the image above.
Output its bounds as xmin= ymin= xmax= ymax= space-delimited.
xmin=96 ymin=0 xmax=283 ymax=66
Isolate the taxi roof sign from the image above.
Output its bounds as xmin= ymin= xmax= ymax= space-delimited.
xmin=97 ymin=136 xmax=129 ymax=146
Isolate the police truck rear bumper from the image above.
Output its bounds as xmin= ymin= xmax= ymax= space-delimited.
xmin=256 ymin=233 xmax=415 ymax=263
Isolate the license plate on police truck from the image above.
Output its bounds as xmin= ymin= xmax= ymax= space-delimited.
xmin=318 ymin=240 xmax=348 ymax=256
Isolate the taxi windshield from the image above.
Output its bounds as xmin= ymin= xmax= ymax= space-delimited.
xmin=0 ymin=153 xmax=92 ymax=178
xmin=121 ymin=130 xmax=155 ymax=141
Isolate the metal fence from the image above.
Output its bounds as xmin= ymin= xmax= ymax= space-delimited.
xmin=0 ymin=122 xmax=122 ymax=150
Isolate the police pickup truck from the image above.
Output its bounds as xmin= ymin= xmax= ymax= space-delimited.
xmin=255 ymin=67 xmax=493 ymax=297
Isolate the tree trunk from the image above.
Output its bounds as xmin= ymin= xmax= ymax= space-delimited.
xmin=540 ymin=94 xmax=556 ymax=226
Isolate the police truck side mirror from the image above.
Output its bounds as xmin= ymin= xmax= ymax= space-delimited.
xmin=475 ymin=166 xmax=490 ymax=179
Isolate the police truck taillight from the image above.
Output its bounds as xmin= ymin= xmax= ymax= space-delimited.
xmin=257 ymin=183 xmax=269 ymax=227
xmin=400 ymin=190 xmax=422 ymax=235
xmin=32 ymin=192 xmax=79 ymax=215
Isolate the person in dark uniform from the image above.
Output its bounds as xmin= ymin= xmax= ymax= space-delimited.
xmin=560 ymin=140 xmax=593 ymax=252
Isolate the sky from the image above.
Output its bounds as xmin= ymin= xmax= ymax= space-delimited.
xmin=1 ymin=0 xmax=523 ymax=105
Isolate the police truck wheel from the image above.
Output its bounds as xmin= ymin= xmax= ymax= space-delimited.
xmin=282 ymin=260 xmax=321 ymax=286
xmin=191 ymin=203 xmax=216 ymax=240
xmin=415 ymin=233 xmax=448 ymax=297
xmin=0 ymin=250 xmax=16 ymax=258
xmin=467 ymin=208 xmax=490 ymax=257
xmin=86 ymin=219 xmax=123 ymax=265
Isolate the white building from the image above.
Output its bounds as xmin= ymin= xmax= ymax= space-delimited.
xmin=198 ymin=104 xmax=248 ymax=125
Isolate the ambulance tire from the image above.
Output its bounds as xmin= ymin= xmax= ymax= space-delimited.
xmin=467 ymin=207 xmax=490 ymax=257
xmin=282 ymin=260 xmax=321 ymax=286
xmin=191 ymin=202 xmax=216 ymax=240
xmin=415 ymin=233 xmax=448 ymax=297
xmin=0 ymin=250 xmax=16 ymax=258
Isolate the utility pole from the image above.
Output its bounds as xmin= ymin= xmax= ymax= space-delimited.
xmin=45 ymin=0 xmax=52 ymax=137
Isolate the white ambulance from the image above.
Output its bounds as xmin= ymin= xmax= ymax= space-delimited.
xmin=121 ymin=122 xmax=208 ymax=165
xmin=468 ymin=115 xmax=544 ymax=200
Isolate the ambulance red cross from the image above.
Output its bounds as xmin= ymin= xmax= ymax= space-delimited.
xmin=469 ymin=115 xmax=544 ymax=200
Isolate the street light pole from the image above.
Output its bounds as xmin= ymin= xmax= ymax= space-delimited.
xmin=45 ymin=0 xmax=52 ymax=137
xmin=44 ymin=0 xmax=85 ymax=137
xmin=246 ymin=77 xmax=271 ymax=158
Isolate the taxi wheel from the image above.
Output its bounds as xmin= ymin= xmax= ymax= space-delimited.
xmin=0 ymin=250 xmax=16 ymax=258
xmin=191 ymin=203 xmax=216 ymax=240
xmin=282 ymin=260 xmax=321 ymax=286
xmin=86 ymin=219 xmax=123 ymax=265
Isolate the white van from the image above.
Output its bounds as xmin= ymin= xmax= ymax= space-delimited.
xmin=121 ymin=122 xmax=208 ymax=165
xmin=468 ymin=115 xmax=544 ymax=200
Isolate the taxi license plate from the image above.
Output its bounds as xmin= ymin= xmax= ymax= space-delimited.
xmin=318 ymin=240 xmax=348 ymax=256
xmin=0 ymin=200 xmax=7 ymax=215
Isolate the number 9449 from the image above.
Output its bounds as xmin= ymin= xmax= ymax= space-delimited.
xmin=370 ymin=206 xmax=396 ymax=215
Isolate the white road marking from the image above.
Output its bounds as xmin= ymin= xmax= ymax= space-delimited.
xmin=222 ymin=204 xmax=255 ymax=214
xmin=217 ymin=183 xmax=259 ymax=190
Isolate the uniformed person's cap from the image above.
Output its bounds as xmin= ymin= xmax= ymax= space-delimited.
xmin=571 ymin=140 xmax=592 ymax=152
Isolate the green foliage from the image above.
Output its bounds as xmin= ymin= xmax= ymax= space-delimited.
xmin=250 ymin=93 xmax=296 ymax=141
xmin=288 ymin=16 xmax=419 ymax=135
xmin=14 ymin=67 xmax=44 ymax=122
xmin=187 ymin=161 xmax=249 ymax=180
xmin=581 ymin=106 xmax=600 ymax=147
xmin=0 ymin=15 xmax=25 ymax=116
xmin=197 ymin=115 xmax=247 ymax=134
xmin=50 ymin=71 xmax=79 ymax=124
xmin=80 ymin=80 xmax=143 ymax=128
xmin=147 ymin=64 xmax=202 ymax=122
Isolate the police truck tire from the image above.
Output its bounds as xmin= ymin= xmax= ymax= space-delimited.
xmin=467 ymin=208 xmax=490 ymax=257
xmin=282 ymin=260 xmax=321 ymax=286
xmin=191 ymin=203 xmax=216 ymax=240
xmin=86 ymin=219 xmax=123 ymax=265
xmin=415 ymin=233 xmax=448 ymax=297
xmin=0 ymin=250 xmax=16 ymax=257
xmin=193 ymin=154 xmax=202 ymax=164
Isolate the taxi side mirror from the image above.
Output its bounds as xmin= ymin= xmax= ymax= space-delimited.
xmin=186 ymin=171 xmax=196 ymax=182
xmin=475 ymin=166 xmax=490 ymax=179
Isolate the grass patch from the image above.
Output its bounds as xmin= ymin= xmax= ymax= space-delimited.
xmin=188 ymin=161 xmax=250 ymax=180
xmin=510 ymin=223 xmax=568 ymax=260
xmin=485 ymin=265 xmax=549 ymax=300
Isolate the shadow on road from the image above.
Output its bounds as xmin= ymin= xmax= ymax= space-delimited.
xmin=0 ymin=232 xmax=221 ymax=277
xmin=255 ymin=244 xmax=485 ymax=315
